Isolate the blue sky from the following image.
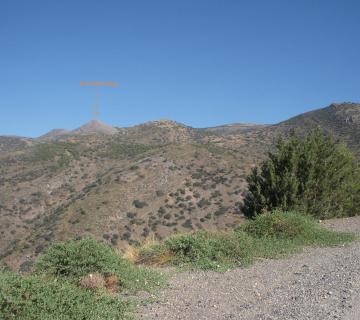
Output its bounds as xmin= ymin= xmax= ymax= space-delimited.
xmin=1 ymin=0 xmax=360 ymax=137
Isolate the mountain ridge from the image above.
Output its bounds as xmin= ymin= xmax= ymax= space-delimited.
xmin=1 ymin=102 xmax=358 ymax=142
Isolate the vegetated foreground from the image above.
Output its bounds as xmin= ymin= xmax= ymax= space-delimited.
xmin=138 ymin=216 xmax=360 ymax=320
xmin=0 ymin=212 xmax=354 ymax=320
xmin=0 ymin=238 xmax=165 ymax=320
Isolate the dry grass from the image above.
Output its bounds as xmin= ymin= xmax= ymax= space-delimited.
xmin=123 ymin=245 xmax=139 ymax=263
xmin=142 ymin=234 xmax=160 ymax=249
xmin=125 ymin=235 xmax=174 ymax=266
xmin=124 ymin=234 xmax=160 ymax=263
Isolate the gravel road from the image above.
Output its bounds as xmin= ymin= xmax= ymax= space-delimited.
xmin=138 ymin=216 xmax=360 ymax=320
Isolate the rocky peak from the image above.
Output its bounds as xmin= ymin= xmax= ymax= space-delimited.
xmin=72 ymin=120 xmax=118 ymax=135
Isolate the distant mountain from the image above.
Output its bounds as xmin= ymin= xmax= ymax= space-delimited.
xmin=123 ymin=119 xmax=198 ymax=144
xmin=266 ymin=102 xmax=360 ymax=154
xmin=0 ymin=102 xmax=359 ymax=271
xmin=276 ymin=102 xmax=360 ymax=129
xmin=72 ymin=120 xmax=118 ymax=135
xmin=36 ymin=120 xmax=118 ymax=142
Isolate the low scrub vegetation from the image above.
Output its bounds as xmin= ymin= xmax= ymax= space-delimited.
xmin=242 ymin=210 xmax=327 ymax=239
xmin=0 ymin=271 xmax=130 ymax=320
xmin=0 ymin=213 xmax=356 ymax=319
xmin=0 ymin=238 xmax=165 ymax=320
xmin=105 ymin=143 xmax=154 ymax=159
xmin=135 ymin=230 xmax=254 ymax=270
xmin=27 ymin=141 xmax=80 ymax=165
xmin=35 ymin=237 xmax=165 ymax=293
xmin=135 ymin=210 xmax=355 ymax=271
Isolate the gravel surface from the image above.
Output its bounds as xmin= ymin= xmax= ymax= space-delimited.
xmin=138 ymin=216 xmax=360 ymax=320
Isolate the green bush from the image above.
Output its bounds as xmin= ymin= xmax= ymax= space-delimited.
xmin=239 ymin=210 xmax=355 ymax=259
xmin=241 ymin=210 xmax=314 ymax=239
xmin=163 ymin=231 xmax=254 ymax=270
xmin=0 ymin=272 xmax=129 ymax=320
xmin=35 ymin=238 xmax=164 ymax=292
xmin=243 ymin=128 xmax=360 ymax=219
xmin=197 ymin=198 xmax=211 ymax=208
xmin=133 ymin=200 xmax=147 ymax=208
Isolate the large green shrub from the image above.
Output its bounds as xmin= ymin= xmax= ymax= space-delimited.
xmin=239 ymin=210 xmax=355 ymax=259
xmin=36 ymin=238 xmax=118 ymax=278
xmin=243 ymin=128 xmax=360 ymax=219
xmin=35 ymin=237 xmax=164 ymax=292
xmin=241 ymin=210 xmax=312 ymax=239
xmin=0 ymin=272 xmax=129 ymax=320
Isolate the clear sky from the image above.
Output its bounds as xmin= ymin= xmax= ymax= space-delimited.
xmin=1 ymin=0 xmax=360 ymax=137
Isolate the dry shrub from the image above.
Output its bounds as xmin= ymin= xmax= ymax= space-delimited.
xmin=149 ymin=251 xmax=173 ymax=266
xmin=79 ymin=273 xmax=105 ymax=290
xmin=80 ymin=272 xmax=120 ymax=294
xmin=136 ymin=247 xmax=173 ymax=266
xmin=104 ymin=273 xmax=120 ymax=293
xmin=125 ymin=234 xmax=166 ymax=265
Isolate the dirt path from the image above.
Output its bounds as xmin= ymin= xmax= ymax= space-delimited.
xmin=138 ymin=216 xmax=360 ymax=320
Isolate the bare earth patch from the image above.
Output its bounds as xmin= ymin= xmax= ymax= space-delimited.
xmin=138 ymin=216 xmax=360 ymax=320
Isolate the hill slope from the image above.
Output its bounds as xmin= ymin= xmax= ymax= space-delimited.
xmin=0 ymin=102 xmax=359 ymax=270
